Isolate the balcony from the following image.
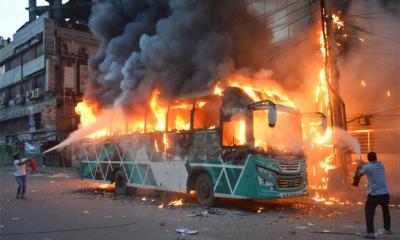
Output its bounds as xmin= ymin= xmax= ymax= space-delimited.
xmin=0 ymin=55 xmax=45 ymax=89
xmin=0 ymin=66 xmax=21 ymax=89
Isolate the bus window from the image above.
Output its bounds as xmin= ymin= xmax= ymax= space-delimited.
xmin=168 ymin=101 xmax=192 ymax=131
xmin=253 ymin=109 xmax=303 ymax=155
xmin=126 ymin=113 xmax=145 ymax=133
xmin=222 ymin=113 xmax=247 ymax=146
xmin=193 ymin=97 xmax=220 ymax=129
xmin=146 ymin=108 xmax=167 ymax=132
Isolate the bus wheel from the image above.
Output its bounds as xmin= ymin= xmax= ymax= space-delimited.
xmin=195 ymin=173 xmax=215 ymax=206
xmin=114 ymin=170 xmax=127 ymax=195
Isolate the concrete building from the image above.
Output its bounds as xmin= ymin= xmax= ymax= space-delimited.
xmin=0 ymin=0 xmax=97 ymax=165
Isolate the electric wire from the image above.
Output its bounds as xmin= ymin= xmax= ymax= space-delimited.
xmin=267 ymin=0 xmax=317 ymax=27
xmin=0 ymin=222 xmax=137 ymax=236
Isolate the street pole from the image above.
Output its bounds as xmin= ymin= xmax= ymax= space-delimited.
xmin=320 ymin=0 xmax=349 ymax=184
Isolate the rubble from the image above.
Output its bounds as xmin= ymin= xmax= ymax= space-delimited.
xmin=176 ymin=228 xmax=199 ymax=235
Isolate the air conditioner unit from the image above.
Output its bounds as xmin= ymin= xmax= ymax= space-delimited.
xmin=25 ymin=91 xmax=32 ymax=98
xmin=30 ymin=90 xmax=36 ymax=99
xmin=9 ymin=99 xmax=15 ymax=107
xmin=15 ymin=94 xmax=25 ymax=104
xmin=33 ymin=88 xmax=43 ymax=99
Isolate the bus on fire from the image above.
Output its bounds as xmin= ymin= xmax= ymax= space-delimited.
xmin=72 ymin=87 xmax=325 ymax=206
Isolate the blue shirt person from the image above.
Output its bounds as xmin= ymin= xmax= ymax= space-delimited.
xmin=357 ymin=152 xmax=391 ymax=239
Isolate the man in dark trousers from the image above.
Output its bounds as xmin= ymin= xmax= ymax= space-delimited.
xmin=13 ymin=153 xmax=28 ymax=199
xmin=357 ymin=152 xmax=391 ymax=239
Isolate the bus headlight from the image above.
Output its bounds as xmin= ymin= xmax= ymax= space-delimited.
xmin=256 ymin=166 xmax=276 ymax=178
xmin=258 ymin=176 xmax=274 ymax=188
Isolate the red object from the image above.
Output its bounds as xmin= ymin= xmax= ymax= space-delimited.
xmin=29 ymin=158 xmax=37 ymax=172
xmin=352 ymin=165 xmax=362 ymax=186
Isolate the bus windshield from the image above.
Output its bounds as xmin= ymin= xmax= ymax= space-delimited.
xmin=252 ymin=109 xmax=303 ymax=156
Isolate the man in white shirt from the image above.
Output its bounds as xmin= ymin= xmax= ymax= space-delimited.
xmin=13 ymin=153 xmax=28 ymax=199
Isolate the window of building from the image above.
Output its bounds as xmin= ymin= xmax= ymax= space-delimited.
xmin=10 ymin=56 xmax=21 ymax=69
xmin=193 ymin=97 xmax=220 ymax=129
xmin=0 ymin=64 xmax=5 ymax=75
xmin=167 ymin=100 xmax=192 ymax=132
xmin=9 ymin=85 xmax=20 ymax=99
xmin=221 ymin=113 xmax=247 ymax=147
xmin=34 ymin=74 xmax=45 ymax=89
xmin=34 ymin=113 xmax=41 ymax=130
xmin=22 ymin=50 xmax=33 ymax=64
xmin=35 ymin=43 xmax=44 ymax=57
xmin=21 ymin=80 xmax=31 ymax=93
xmin=5 ymin=62 xmax=11 ymax=71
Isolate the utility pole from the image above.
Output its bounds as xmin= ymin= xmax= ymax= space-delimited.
xmin=320 ymin=0 xmax=349 ymax=183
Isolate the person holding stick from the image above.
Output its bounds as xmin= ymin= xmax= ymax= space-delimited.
xmin=13 ymin=153 xmax=28 ymax=199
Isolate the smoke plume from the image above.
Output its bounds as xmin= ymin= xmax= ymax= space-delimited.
xmin=86 ymin=0 xmax=272 ymax=111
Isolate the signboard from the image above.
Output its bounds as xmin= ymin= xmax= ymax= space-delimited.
xmin=24 ymin=142 xmax=41 ymax=155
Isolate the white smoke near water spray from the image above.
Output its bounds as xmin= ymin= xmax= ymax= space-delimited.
xmin=333 ymin=127 xmax=361 ymax=155
xmin=44 ymin=107 xmax=127 ymax=153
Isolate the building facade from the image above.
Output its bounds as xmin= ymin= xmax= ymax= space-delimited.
xmin=0 ymin=2 xmax=97 ymax=165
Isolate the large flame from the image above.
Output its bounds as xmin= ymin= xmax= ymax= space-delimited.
xmin=75 ymin=101 xmax=108 ymax=138
xmin=150 ymin=89 xmax=167 ymax=132
xmin=71 ymin=13 xmax=347 ymax=207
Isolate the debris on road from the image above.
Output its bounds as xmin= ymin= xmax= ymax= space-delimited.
xmin=295 ymin=225 xmax=307 ymax=230
xmin=176 ymin=228 xmax=199 ymax=235
xmin=50 ymin=173 xmax=71 ymax=178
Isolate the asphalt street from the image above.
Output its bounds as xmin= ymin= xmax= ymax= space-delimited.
xmin=0 ymin=167 xmax=399 ymax=240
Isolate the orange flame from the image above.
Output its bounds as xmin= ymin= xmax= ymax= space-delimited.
xmin=75 ymin=101 xmax=108 ymax=138
xmin=168 ymin=199 xmax=183 ymax=207
xmin=150 ymin=89 xmax=167 ymax=131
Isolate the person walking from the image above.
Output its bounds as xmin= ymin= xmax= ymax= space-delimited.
xmin=357 ymin=152 xmax=391 ymax=239
xmin=13 ymin=153 xmax=28 ymax=199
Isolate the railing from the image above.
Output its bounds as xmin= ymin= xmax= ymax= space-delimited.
xmin=0 ymin=66 xmax=21 ymax=89
xmin=349 ymin=129 xmax=400 ymax=154
xmin=0 ymin=55 xmax=45 ymax=89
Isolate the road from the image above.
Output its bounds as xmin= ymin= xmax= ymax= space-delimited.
xmin=0 ymin=167 xmax=399 ymax=240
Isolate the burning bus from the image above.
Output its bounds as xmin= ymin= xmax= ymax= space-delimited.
xmin=72 ymin=85 xmax=325 ymax=206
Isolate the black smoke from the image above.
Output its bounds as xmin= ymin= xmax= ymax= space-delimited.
xmin=86 ymin=0 xmax=271 ymax=112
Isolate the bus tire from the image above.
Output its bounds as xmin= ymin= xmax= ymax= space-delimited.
xmin=195 ymin=173 xmax=215 ymax=206
xmin=114 ymin=170 xmax=127 ymax=195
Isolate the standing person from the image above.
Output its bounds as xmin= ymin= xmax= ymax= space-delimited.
xmin=13 ymin=153 xmax=28 ymax=199
xmin=357 ymin=152 xmax=391 ymax=239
